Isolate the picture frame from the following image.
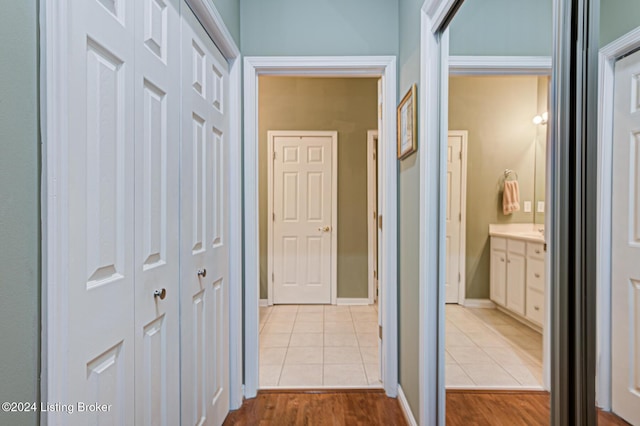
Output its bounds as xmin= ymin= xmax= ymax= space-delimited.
xmin=397 ymin=84 xmax=417 ymax=160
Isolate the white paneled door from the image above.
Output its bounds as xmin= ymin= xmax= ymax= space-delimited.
xmin=180 ymin=5 xmax=230 ymax=426
xmin=66 ymin=1 xmax=136 ymax=423
xmin=270 ymin=132 xmax=337 ymax=304
xmin=446 ymin=132 xmax=465 ymax=304
xmin=62 ymin=1 xmax=230 ymax=425
xmin=612 ymin=48 xmax=640 ymax=426
xmin=133 ymin=0 xmax=181 ymax=425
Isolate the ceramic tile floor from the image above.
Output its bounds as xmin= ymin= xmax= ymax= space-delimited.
xmin=258 ymin=304 xmax=382 ymax=388
xmin=445 ymin=305 xmax=544 ymax=389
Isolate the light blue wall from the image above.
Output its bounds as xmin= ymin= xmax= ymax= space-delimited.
xmin=600 ymin=0 xmax=640 ymax=46
xmin=449 ymin=0 xmax=552 ymax=56
xmin=398 ymin=0 xmax=422 ymax=422
xmin=210 ymin=0 xmax=240 ymax=47
xmin=0 ymin=1 xmax=40 ymax=425
xmin=240 ymin=0 xmax=399 ymax=56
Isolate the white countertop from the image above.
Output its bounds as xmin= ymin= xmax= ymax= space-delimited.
xmin=489 ymin=223 xmax=545 ymax=243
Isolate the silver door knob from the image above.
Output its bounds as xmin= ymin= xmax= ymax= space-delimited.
xmin=197 ymin=268 xmax=207 ymax=278
xmin=154 ymin=288 xmax=167 ymax=300
xmin=318 ymin=226 xmax=331 ymax=232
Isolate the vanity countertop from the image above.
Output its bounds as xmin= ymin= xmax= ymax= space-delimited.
xmin=489 ymin=223 xmax=545 ymax=243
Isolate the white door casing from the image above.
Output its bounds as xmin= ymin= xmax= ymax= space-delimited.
xmin=268 ymin=131 xmax=337 ymax=305
xmin=180 ymin=5 xmax=230 ymax=425
xmin=134 ymin=0 xmax=181 ymax=425
xmin=65 ymin=0 xmax=136 ymax=423
xmin=611 ymin=48 xmax=640 ymax=426
xmin=445 ymin=131 xmax=466 ymax=304
xmin=367 ymin=130 xmax=379 ymax=305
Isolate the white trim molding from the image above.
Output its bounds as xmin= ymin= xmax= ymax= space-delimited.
xmin=41 ymin=0 xmax=244 ymax=415
xmin=259 ymin=299 xmax=268 ymax=307
xmin=367 ymin=129 xmax=379 ymax=305
xmin=449 ymin=56 xmax=552 ymax=75
xmin=463 ymin=299 xmax=495 ymax=309
xmin=596 ymin=25 xmax=640 ymax=411
xmin=244 ymin=56 xmax=398 ymax=399
xmin=336 ymin=298 xmax=371 ymax=306
xmin=267 ymin=130 xmax=339 ymax=305
xmin=398 ymin=385 xmax=419 ymax=426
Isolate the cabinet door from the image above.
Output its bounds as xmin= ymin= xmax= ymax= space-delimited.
xmin=506 ymin=252 xmax=526 ymax=315
xmin=490 ymin=249 xmax=507 ymax=306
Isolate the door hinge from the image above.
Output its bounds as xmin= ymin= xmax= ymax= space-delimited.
xmin=459 ymin=212 xmax=462 ymax=222
xmin=272 ymin=212 xmax=275 ymax=222
xmin=373 ymin=270 xmax=377 ymax=279
xmin=378 ymin=214 xmax=382 ymax=230
xmin=378 ymin=325 xmax=383 ymax=340
xmin=273 ymin=152 xmax=276 ymax=160
xmin=459 ymin=150 xmax=462 ymax=160
xmin=272 ymin=273 xmax=274 ymax=282
xmin=458 ymin=272 xmax=461 ymax=283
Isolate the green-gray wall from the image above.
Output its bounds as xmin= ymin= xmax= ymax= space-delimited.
xmin=210 ymin=0 xmax=240 ymax=46
xmin=0 ymin=1 xmax=40 ymax=425
xmin=398 ymin=0 xmax=422 ymax=421
xmin=240 ymin=0 xmax=399 ymax=56
xmin=600 ymin=0 xmax=640 ymax=46
xmin=449 ymin=76 xmax=548 ymax=299
xmin=258 ymin=77 xmax=378 ymax=300
xmin=449 ymin=0 xmax=553 ymax=56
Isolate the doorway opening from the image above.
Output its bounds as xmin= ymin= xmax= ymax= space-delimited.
xmin=243 ymin=57 xmax=398 ymax=397
xmin=445 ymin=73 xmax=550 ymax=389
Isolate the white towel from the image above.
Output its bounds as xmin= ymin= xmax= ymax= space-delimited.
xmin=503 ymin=180 xmax=520 ymax=215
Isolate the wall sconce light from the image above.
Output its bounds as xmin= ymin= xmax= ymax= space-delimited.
xmin=533 ymin=111 xmax=548 ymax=125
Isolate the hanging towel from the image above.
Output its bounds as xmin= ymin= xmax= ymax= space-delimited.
xmin=503 ymin=180 xmax=520 ymax=215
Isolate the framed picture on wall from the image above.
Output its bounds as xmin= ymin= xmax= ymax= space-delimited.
xmin=397 ymin=84 xmax=417 ymax=160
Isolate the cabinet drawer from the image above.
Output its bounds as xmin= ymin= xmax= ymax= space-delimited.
xmin=526 ymin=288 xmax=545 ymax=326
xmin=527 ymin=242 xmax=545 ymax=259
xmin=527 ymin=258 xmax=545 ymax=292
xmin=508 ymin=239 xmax=526 ymax=255
xmin=491 ymin=237 xmax=507 ymax=251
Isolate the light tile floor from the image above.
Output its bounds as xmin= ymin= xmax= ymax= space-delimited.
xmin=259 ymin=304 xmax=382 ymax=388
xmin=446 ymin=305 xmax=544 ymax=389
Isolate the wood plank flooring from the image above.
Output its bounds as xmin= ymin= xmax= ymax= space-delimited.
xmin=223 ymin=389 xmax=631 ymax=425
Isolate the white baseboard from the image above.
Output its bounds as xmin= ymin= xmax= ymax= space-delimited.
xmin=336 ymin=298 xmax=370 ymax=305
xmin=259 ymin=299 xmax=268 ymax=307
xmin=397 ymin=385 xmax=418 ymax=426
xmin=464 ymin=298 xmax=495 ymax=309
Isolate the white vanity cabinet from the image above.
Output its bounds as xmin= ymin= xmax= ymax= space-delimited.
xmin=490 ymin=234 xmax=545 ymax=330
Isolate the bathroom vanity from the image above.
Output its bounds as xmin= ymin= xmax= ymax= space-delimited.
xmin=489 ymin=224 xmax=546 ymax=332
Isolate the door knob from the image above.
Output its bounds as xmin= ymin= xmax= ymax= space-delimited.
xmin=197 ymin=268 xmax=207 ymax=278
xmin=154 ymin=288 xmax=167 ymax=300
xmin=318 ymin=226 xmax=331 ymax=233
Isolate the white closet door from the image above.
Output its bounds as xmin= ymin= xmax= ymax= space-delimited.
xmin=180 ymin=5 xmax=231 ymax=425
xmin=133 ymin=0 xmax=181 ymax=425
xmin=612 ymin=48 xmax=640 ymax=426
xmin=66 ymin=0 xmax=136 ymax=424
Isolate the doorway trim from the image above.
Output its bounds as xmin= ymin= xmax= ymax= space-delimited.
xmin=367 ymin=129 xmax=378 ymax=304
xmin=40 ymin=0 xmax=245 ymax=417
xmin=596 ymin=25 xmax=640 ymax=411
xmin=266 ymin=130 xmax=339 ymax=305
xmin=243 ymin=56 xmax=398 ymax=398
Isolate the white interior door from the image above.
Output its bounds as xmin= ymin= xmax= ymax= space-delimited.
xmin=611 ymin=48 xmax=640 ymax=426
xmin=66 ymin=1 xmax=136 ymax=423
xmin=271 ymin=132 xmax=335 ymax=304
xmin=133 ymin=0 xmax=181 ymax=425
xmin=180 ymin=5 xmax=230 ymax=425
xmin=446 ymin=132 xmax=464 ymax=304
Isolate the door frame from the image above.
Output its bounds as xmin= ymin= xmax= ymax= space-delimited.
xmin=446 ymin=130 xmax=468 ymax=306
xmin=596 ymin=25 xmax=640 ymax=411
xmin=40 ymin=0 xmax=245 ymax=418
xmin=367 ymin=130 xmax=378 ymax=304
xmin=266 ymin=130 xmax=339 ymax=305
xmin=243 ymin=56 xmax=398 ymax=398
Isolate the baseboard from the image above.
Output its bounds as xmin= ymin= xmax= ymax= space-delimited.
xmin=259 ymin=299 xmax=268 ymax=307
xmin=336 ymin=298 xmax=370 ymax=306
xmin=397 ymin=385 xmax=418 ymax=426
xmin=464 ymin=298 xmax=495 ymax=309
